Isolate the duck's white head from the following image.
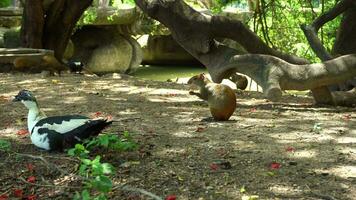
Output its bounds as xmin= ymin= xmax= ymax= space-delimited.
xmin=13 ymin=89 xmax=39 ymax=109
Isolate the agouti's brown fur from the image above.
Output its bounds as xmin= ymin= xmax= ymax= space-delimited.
xmin=188 ymin=73 xmax=236 ymax=121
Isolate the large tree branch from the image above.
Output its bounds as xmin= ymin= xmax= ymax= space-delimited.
xmin=135 ymin=0 xmax=309 ymax=65
xmin=136 ymin=0 xmax=356 ymax=105
xmin=301 ymin=0 xmax=356 ymax=105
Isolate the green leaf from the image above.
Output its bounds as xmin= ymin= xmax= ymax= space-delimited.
xmin=92 ymin=162 xmax=104 ymax=176
xmin=91 ymin=175 xmax=112 ymax=193
xmin=0 ymin=139 xmax=11 ymax=151
xmin=101 ymin=163 xmax=115 ymax=175
xmin=67 ymin=148 xmax=76 ymax=156
xmin=82 ymin=189 xmax=91 ymax=200
xmin=72 ymin=191 xmax=81 ymax=200
xmin=82 ymin=158 xmax=92 ymax=165
xmin=79 ymin=164 xmax=88 ymax=176
xmin=240 ymin=185 xmax=246 ymax=193
xmin=99 ymin=135 xmax=109 ymax=147
xmin=93 ymin=193 xmax=107 ymax=200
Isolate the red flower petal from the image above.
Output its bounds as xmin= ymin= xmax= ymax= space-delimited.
xmin=270 ymin=162 xmax=281 ymax=170
xmin=286 ymin=147 xmax=295 ymax=152
xmin=16 ymin=129 xmax=29 ymax=136
xmin=210 ymin=163 xmax=219 ymax=171
xmin=93 ymin=112 xmax=102 ymax=118
xmin=0 ymin=194 xmax=8 ymax=200
xmin=27 ymin=194 xmax=36 ymax=200
xmin=26 ymin=163 xmax=34 ymax=172
xmin=13 ymin=189 xmax=23 ymax=198
xmin=27 ymin=176 xmax=36 ymax=183
xmin=249 ymin=108 xmax=257 ymax=112
xmin=195 ymin=127 xmax=205 ymax=132
xmin=165 ymin=195 xmax=176 ymax=200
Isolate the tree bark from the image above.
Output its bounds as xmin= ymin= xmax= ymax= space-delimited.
xmin=42 ymin=0 xmax=93 ymax=59
xmin=21 ymin=0 xmax=93 ymax=60
xmin=301 ymin=0 xmax=356 ymax=106
xmin=135 ymin=0 xmax=356 ymax=104
xmin=20 ymin=0 xmax=44 ymax=48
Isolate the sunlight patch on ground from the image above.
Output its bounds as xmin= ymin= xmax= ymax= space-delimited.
xmin=147 ymin=88 xmax=187 ymax=95
xmin=291 ymin=149 xmax=317 ymax=158
xmin=327 ymin=166 xmax=356 ymax=178
xmin=118 ymin=109 xmax=138 ymax=115
xmin=148 ymin=96 xmax=196 ymax=103
xmin=110 ymin=86 xmax=139 ymax=93
xmin=269 ymin=184 xmax=303 ymax=196
xmin=62 ymin=96 xmax=85 ymax=104
xmin=0 ymin=127 xmax=21 ymax=138
xmin=230 ymin=140 xmax=258 ymax=149
xmin=335 ymin=136 xmax=356 ymax=144
xmin=17 ymin=79 xmax=47 ymax=84
xmin=171 ymin=131 xmax=195 ymax=138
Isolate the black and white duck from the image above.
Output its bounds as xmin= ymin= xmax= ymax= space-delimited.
xmin=13 ymin=89 xmax=112 ymax=151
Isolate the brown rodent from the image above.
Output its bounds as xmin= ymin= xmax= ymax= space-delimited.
xmin=188 ymin=73 xmax=236 ymax=121
xmin=13 ymin=55 xmax=68 ymax=75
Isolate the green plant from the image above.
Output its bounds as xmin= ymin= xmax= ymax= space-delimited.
xmin=85 ymin=132 xmax=138 ymax=152
xmin=68 ymin=132 xmax=137 ymax=200
xmin=0 ymin=139 xmax=11 ymax=151
xmin=0 ymin=0 xmax=11 ymax=8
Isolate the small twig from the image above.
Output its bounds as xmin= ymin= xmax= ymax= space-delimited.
xmin=113 ymin=185 xmax=163 ymax=200
xmin=18 ymin=177 xmax=82 ymax=189
xmin=14 ymin=152 xmax=67 ymax=175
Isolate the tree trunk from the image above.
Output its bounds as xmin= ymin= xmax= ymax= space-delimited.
xmin=20 ymin=0 xmax=44 ymax=48
xmin=20 ymin=0 xmax=93 ymax=60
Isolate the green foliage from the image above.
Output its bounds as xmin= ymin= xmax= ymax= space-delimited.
xmin=0 ymin=139 xmax=11 ymax=151
xmin=249 ymin=0 xmax=341 ymax=62
xmin=68 ymin=132 xmax=137 ymax=200
xmin=0 ymin=0 xmax=11 ymax=8
xmin=68 ymin=144 xmax=90 ymax=158
xmin=85 ymin=132 xmax=138 ymax=152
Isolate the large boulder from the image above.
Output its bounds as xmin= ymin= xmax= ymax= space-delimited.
xmin=142 ymin=34 xmax=202 ymax=66
xmin=72 ymin=26 xmax=142 ymax=75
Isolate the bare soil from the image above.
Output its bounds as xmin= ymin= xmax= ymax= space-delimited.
xmin=0 ymin=73 xmax=355 ymax=200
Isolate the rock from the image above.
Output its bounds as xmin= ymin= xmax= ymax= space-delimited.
xmin=3 ymin=28 xmax=20 ymax=48
xmin=63 ymin=39 xmax=74 ymax=61
xmin=72 ymin=26 xmax=142 ymax=75
xmin=142 ymin=34 xmax=202 ymax=66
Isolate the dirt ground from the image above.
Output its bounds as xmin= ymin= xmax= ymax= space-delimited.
xmin=0 ymin=72 xmax=355 ymax=200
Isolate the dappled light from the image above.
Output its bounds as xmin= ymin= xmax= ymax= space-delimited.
xmin=0 ymin=71 xmax=355 ymax=199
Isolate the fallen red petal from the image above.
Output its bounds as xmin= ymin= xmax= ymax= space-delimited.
xmin=195 ymin=127 xmax=205 ymax=132
xmin=210 ymin=163 xmax=219 ymax=171
xmin=13 ymin=189 xmax=23 ymax=198
xmin=270 ymin=162 xmax=281 ymax=169
xmin=27 ymin=176 xmax=36 ymax=183
xmin=165 ymin=195 xmax=176 ymax=200
xmin=27 ymin=194 xmax=36 ymax=200
xmin=250 ymin=108 xmax=257 ymax=112
xmin=343 ymin=114 xmax=351 ymax=120
xmin=26 ymin=163 xmax=34 ymax=172
xmin=16 ymin=129 xmax=29 ymax=136
xmin=0 ymin=194 xmax=8 ymax=200
xmin=92 ymin=112 xmax=102 ymax=118
xmin=286 ymin=147 xmax=295 ymax=152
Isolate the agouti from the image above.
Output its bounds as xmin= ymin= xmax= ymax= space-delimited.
xmin=188 ymin=73 xmax=236 ymax=121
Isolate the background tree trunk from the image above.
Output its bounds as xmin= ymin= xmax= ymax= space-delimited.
xmin=20 ymin=0 xmax=93 ymax=60
xmin=20 ymin=0 xmax=44 ymax=48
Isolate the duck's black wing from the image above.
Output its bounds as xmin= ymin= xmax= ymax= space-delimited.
xmin=33 ymin=116 xmax=111 ymax=151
